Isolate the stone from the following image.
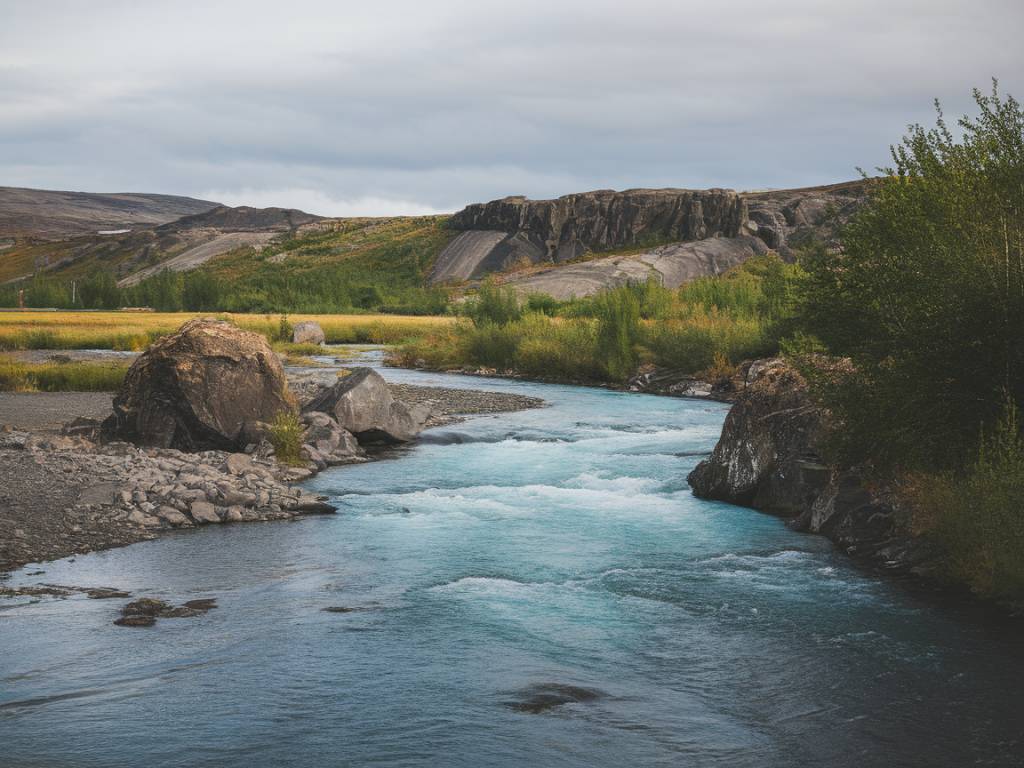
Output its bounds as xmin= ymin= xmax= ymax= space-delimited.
xmin=156 ymin=506 xmax=189 ymax=526
xmin=303 ymin=368 xmax=425 ymax=444
xmin=224 ymin=453 xmax=253 ymax=475
xmin=688 ymin=357 xmax=930 ymax=572
xmin=224 ymin=506 xmax=245 ymax=522
xmin=295 ymin=494 xmax=336 ymax=514
xmin=291 ymin=321 xmax=325 ymax=345
xmin=77 ymin=483 xmax=117 ymax=507
xmin=102 ymin=318 xmax=292 ymax=451
xmin=190 ymin=500 xmax=221 ymax=524
xmin=220 ymin=489 xmax=257 ymax=507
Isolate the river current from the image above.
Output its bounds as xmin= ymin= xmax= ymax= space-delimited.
xmin=1 ymin=359 xmax=1021 ymax=767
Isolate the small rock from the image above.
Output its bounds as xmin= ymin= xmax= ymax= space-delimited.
xmin=225 ymin=453 xmax=253 ymax=475
xmin=190 ymin=501 xmax=221 ymax=524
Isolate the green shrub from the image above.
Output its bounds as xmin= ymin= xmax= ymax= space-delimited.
xmin=907 ymin=398 xmax=1024 ymax=599
xmin=268 ymin=410 xmax=305 ymax=466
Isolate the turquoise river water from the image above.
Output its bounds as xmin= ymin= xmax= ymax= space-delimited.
xmin=1 ymin=361 xmax=1022 ymax=767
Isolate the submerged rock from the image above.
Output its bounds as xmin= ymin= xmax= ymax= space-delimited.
xmin=114 ymin=596 xmax=217 ymax=627
xmin=102 ymin=318 xmax=291 ymax=451
xmin=503 ymin=683 xmax=606 ymax=714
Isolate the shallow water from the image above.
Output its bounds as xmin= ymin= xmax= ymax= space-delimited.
xmin=1 ymin=361 xmax=1022 ymax=767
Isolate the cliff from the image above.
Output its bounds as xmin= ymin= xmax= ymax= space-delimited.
xmin=432 ymin=181 xmax=870 ymax=293
xmin=688 ymin=359 xmax=935 ymax=573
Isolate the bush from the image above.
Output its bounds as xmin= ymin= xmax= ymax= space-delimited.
xmin=795 ymin=83 xmax=1024 ymax=473
xmin=465 ymin=278 xmax=522 ymax=326
xmin=906 ymin=398 xmax=1024 ymax=599
xmin=268 ymin=410 xmax=305 ymax=466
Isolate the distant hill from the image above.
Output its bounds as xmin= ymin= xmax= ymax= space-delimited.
xmin=0 ymin=186 xmax=220 ymax=239
xmin=0 ymin=195 xmax=324 ymax=286
xmin=0 ymin=181 xmax=870 ymax=302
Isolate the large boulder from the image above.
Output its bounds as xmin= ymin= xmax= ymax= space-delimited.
xmin=103 ymin=318 xmax=291 ymax=451
xmin=688 ymin=358 xmax=931 ymax=570
xmin=292 ymin=321 xmax=325 ymax=346
xmin=303 ymin=368 xmax=426 ymax=444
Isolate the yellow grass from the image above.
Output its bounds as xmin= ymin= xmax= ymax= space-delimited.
xmin=0 ymin=311 xmax=454 ymax=351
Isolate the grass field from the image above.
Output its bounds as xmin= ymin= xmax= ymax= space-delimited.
xmin=0 ymin=356 xmax=129 ymax=392
xmin=0 ymin=311 xmax=455 ymax=351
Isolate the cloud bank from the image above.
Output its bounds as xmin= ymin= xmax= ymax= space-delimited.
xmin=2 ymin=0 xmax=1022 ymax=215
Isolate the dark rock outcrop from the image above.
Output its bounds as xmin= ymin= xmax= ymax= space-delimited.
xmin=742 ymin=180 xmax=868 ymax=258
xmin=303 ymin=367 xmax=427 ymax=444
xmin=449 ymin=187 xmax=744 ymax=261
xmin=433 ymin=181 xmax=870 ymax=294
xmin=688 ymin=358 xmax=932 ymax=571
xmin=102 ymin=319 xmax=291 ymax=451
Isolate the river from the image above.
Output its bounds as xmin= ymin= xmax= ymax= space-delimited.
xmin=1 ymin=361 xmax=1021 ymax=767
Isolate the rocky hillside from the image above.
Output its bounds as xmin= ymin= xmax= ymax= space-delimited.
xmin=0 ymin=201 xmax=323 ymax=286
xmin=431 ymin=180 xmax=868 ymax=298
xmin=0 ymin=186 xmax=219 ymax=240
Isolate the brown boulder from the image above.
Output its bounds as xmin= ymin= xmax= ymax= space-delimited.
xmin=102 ymin=318 xmax=291 ymax=451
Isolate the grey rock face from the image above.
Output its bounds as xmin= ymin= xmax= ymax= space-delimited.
xmin=102 ymin=318 xmax=291 ymax=451
xmin=687 ymin=358 xmax=932 ymax=572
xmin=435 ymin=188 xmax=745 ymax=283
xmin=303 ymin=368 xmax=425 ymax=444
xmin=291 ymin=321 xmax=325 ymax=346
xmin=742 ymin=180 xmax=867 ymax=257
xmin=433 ymin=181 xmax=870 ymax=296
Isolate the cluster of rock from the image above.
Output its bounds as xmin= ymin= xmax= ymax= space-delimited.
xmin=114 ymin=597 xmax=217 ymax=627
xmin=687 ymin=359 xmax=933 ymax=573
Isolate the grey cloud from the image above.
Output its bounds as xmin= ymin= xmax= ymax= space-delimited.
xmin=1 ymin=0 xmax=1021 ymax=214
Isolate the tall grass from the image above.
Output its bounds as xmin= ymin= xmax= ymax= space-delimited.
xmin=400 ymin=255 xmax=800 ymax=384
xmin=0 ymin=356 xmax=128 ymax=392
xmin=0 ymin=312 xmax=454 ymax=351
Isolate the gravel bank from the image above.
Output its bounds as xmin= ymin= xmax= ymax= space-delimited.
xmin=0 ymin=380 xmax=543 ymax=574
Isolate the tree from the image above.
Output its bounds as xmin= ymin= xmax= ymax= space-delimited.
xmin=798 ymin=82 xmax=1024 ymax=471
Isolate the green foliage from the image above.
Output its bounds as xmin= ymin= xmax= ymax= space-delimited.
xmin=77 ymin=271 xmax=121 ymax=309
xmin=268 ymin=410 xmax=305 ymax=466
xmin=401 ymin=255 xmax=801 ymax=383
xmin=464 ymin=279 xmax=522 ymax=326
xmin=907 ymin=398 xmax=1024 ymax=599
xmin=593 ymin=287 xmax=640 ymax=381
xmin=796 ymin=82 xmax=1024 ymax=472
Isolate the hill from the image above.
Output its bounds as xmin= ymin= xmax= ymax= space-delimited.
xmin=0 ymin=186 xmax=219 ymax=239
xmin=1 ymin=181 xmax=867 ymax=305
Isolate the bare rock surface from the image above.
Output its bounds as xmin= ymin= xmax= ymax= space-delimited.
xmin=302 ymin=367 xmax=427 ymax=444
xmin=102 ymin=318 xmax=291 ymax=451
xmin=687 ymin=358 xmax=934 ymax=573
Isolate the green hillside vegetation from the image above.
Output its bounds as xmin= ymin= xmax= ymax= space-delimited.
xmin=396 ymin=254 xmax=797 ymax=383
xmin=0 ymin=216 xmax=455 ymax=315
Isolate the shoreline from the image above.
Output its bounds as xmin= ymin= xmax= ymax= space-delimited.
xmin=0 ymin=379 xmax=543 ymax=577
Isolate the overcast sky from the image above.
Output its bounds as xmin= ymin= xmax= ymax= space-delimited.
xmin=2 ymin=0 xmax=1022 ymax=216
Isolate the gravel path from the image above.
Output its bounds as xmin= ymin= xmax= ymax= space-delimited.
xmin=0 ymin=392 xmax=114 ymax=431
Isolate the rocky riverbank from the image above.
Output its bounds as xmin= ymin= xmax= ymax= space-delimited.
xmin=687 ymin=358 xmax=937 ymax=577
xmin=0 ymin=379 xmax=542 ymax=575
